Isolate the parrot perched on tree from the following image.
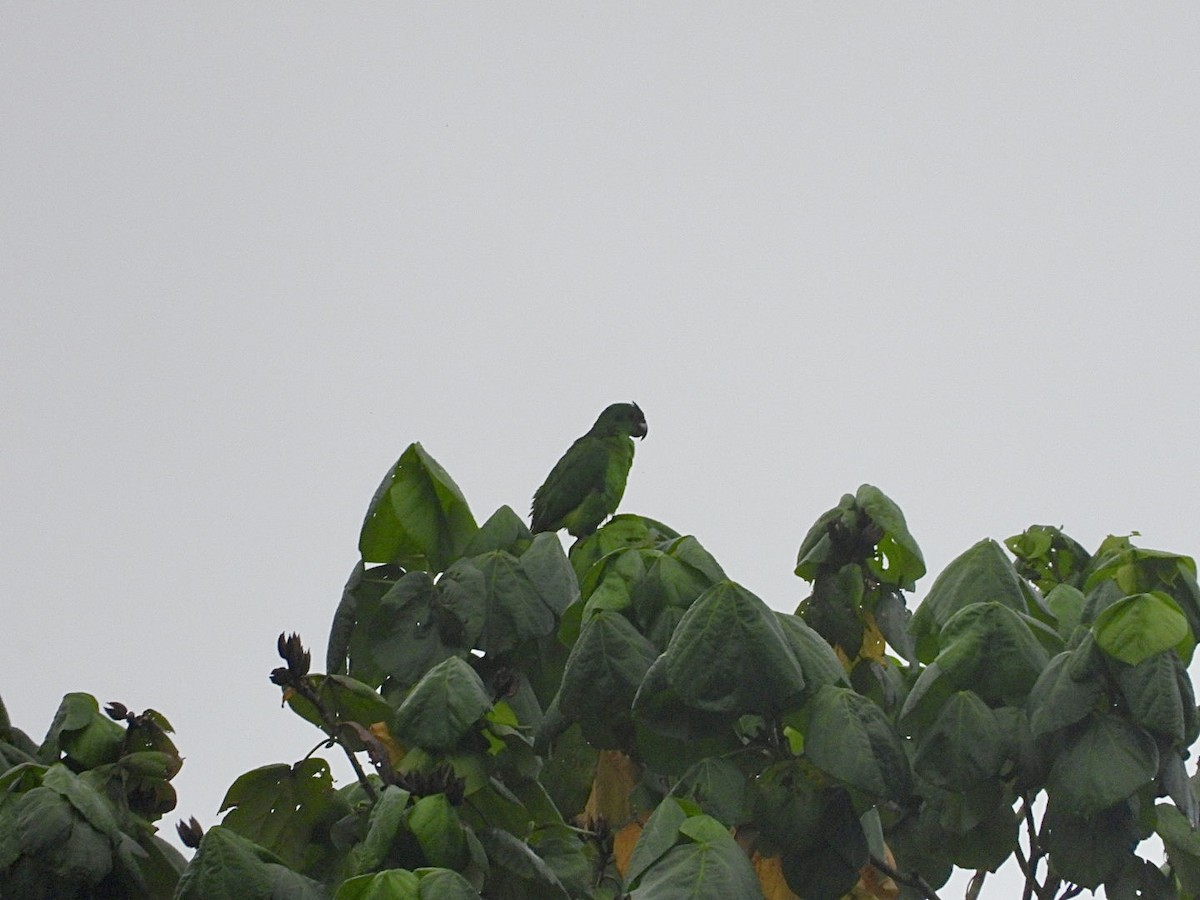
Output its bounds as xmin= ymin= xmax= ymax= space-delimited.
xmin=530 ymin=402 xmax=648 ymax=537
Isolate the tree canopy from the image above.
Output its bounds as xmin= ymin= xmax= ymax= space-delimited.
xmin=4 ymin=434 xmax=1200 ymax=899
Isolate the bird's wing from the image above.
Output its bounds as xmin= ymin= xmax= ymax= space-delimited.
xmin=531 ymin=436 xmax=611 ymax=532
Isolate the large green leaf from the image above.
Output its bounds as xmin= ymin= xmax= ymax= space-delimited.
xmin=1156 ymin=803 xmax=1200 ymax=896
xmin=336 ymin=868 xmax=421 ymax=899
xmin=794 ymin=486 xmax=924 ymax=591
xmin=462 ymin=506 xmax=532 ymax=558
xmin=519 ymin=533 xmax=580 ymax=617
xmin=469 ymin=550 xmax=559 ymax=655
xmin=797 ymin=564 xmax=865 ymax=657
xmin=535 ymin=723 xmax=597 ymax=824
xmin=900 ymin=602 xmax=1049 ymax=733
xmin=633 ymin=537 xmax=726 ymax=643
xmin=457 ymin=779 xmax=530 ymax=840
xmin=909 ymin=539 xmax=1039 ymax=662
xmin=1026 ymin=650 xmax=1105 ymax=739
xmin=932 ymin=790 xmax=1020 ymax=872
xmin=625 ymin=798 xmax=692 ymax=886
xmin=896 ymin=661 xmax=956 ymax=735
xmin=218 ymin=759 xmax=350 ymax=880
xmin=748 ymin=760 xmax=825 ymax=856
xmin=414 ymin=868 xmax=484 ymax=899
xmin=526 ymin=828 xmax=591 ymax=899
xmin=0 ymin=762 xmax=185 ymax=898
xmin=1043 ymin=583 xmax=1086 ymax=640
xmin=1085 ymin=540 xmax=1200 ymax=663
xmin=174 ymin=825 xmax=327 ymax=900
xmin=1 ymin=779 xmax=114 ymax=893
xmin=552 ymin=609 xmax=659 ymax=749
xmin=576 ymin=548 xmax=645 ymax=620
xmin=630 ymin=683 xmax=742 ymax=776
xmin=926 ymin=602 xmax=1050 ymax=706
xmin=912 ymin=691 xmax=1004 ymax=788
xmin=1047 ymin=714 xmax=1158 ymax=815
xmin=1116 ymin=650 xmax=1191 ymax=745
xmin=1006 ymin=525 xmax=1092 ymax=594
xmin=0 ymin=735 xmax=38 ymax=773
xmin=778 ymin=788 xmax=867 ymax=900
xmin=351 ymin=570 xmax=478 ymax=690
xmin=1105 ymin=859 xmax=1178 ymax=900
xmin=657 ymin=580 xmax=806 ymax=715
xmin=1161 ymin=753 xmax=1198 ymax=828
xmin=794 ymin=499 xmax=848 ymax=582
xmin=1094 ymin=591 xmax=1193 ymax=666
xmin=394 ymin=657 xmax=494 ymax=753
xmin=285 ymin=674 xmax=397 ymax=740
xmin=802 ymin=685 xmax=912 ymax=801
xmin=338 ymin=866 xmax=482 ymax=900
xmin=436 ymin=562 xmax=490 ymax=649
xmin=352 ymin=785 xmax=414 ymax=875
xmin=872 ymin=588 xmax=918 ymax=664
xmin=39 ymin=692 xmax=125 ymax=770
xmin=569 ymin=534 xmax=724 ymax=652
xmin=672 ymin=758 xmax=748 ymax=826
xmin=856 ymin=484 xmax=926 ymax=590
xmin=132 ymin=833 xmax=189 ymax=898
xmin=773 ymin=613 xmax=850 ymax=698
xmin=882 ymin=807 xmax=953 ymax=894
xmin=567 ymin=514 xmax=681 ymax=581
xmin=360 ymin=443 xmax=477 ymax=571
xmin=41 ymin=763 xmax=123 ymax=841
xmin=1042 ymin=799 xmax=1138 ymax=889
xmin=328 ymin=561 xmax=405 ymax=675
xmin=407 ymin=794 xmax=469 ymax=872
xmin=627 ymin=813 xmax=762 ymax=899
xmin=1086 ymin=539 xmax=1198 ymax=595
xmin=41 ymin=764 xmax=164 ymax=892
xmin=475 ymin=827 xmax=569 ymax=899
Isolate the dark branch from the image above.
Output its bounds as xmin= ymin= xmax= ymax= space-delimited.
xmin=869 ymin=853 xmax=943 ymax=900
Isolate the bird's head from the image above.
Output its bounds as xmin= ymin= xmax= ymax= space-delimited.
xmin=595 ymin=402 xmax=648 ymax=439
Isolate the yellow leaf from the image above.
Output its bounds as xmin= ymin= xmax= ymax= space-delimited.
xmin=369 ymin=721 xmax=407 ymax=768
xmin=859 ymin=612 xmax=887 ymax=664
xmin=847 ymin=843 xmax=900 ymax=899
xmin=613 ymin=817 xmax=645 ymax=878
xmin=835 ymin=645 xmax=854 ymax=672
xmin=752 ymin=852 xmax=801 ymax=900
xmin=582 ymin=750 xmax=640 ymax=829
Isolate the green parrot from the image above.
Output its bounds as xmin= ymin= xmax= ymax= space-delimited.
xmin=530 ymin=402 xmax=648 ymax=537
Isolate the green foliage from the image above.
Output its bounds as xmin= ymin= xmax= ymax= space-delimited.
xmin=0 ymin=702 xmax=186 ymax=899
xmin=5 ymin=423 xmax=1200 ymax=899
xmin=218 ymin=760 xmax=351 ymax=881
xmin=625 ymin=810 xmax=761 ymax=898
xmin=174 ymin=825 xmax=327 ymax=899
xmin=359 ymin=442 xmax=478 ymax=571
xmin=1094 ymin=592 xmax=1194 ymax=665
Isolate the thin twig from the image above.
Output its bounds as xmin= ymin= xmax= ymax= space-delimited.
xmin=1021 ymin=795 xmax=1046 ymax=900
xmin=1013 ymin=840 xmax=1033 ymax=882
xmin=273 ymin=634 xmax=380 ymax=805
xmin=302 ymin=736 xmax=336 ymax=762
xmin=340 ymin=741 xmax=378 ymax=804
xmin=868 ymin=853 xmax=943 ymax=900
xmin=966 ymin=870 xmax=987 ymax=900
xmin=294 ymin=679 xmax=378 ymax=803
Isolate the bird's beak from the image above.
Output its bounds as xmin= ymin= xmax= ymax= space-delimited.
xmin=635 ymin=421 xmax=648 ymax=439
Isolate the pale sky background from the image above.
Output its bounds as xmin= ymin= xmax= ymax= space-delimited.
xmin=3 ymin=5 xmax=1198 ymax=896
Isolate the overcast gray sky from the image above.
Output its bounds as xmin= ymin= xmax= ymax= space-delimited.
xmin=3 ymin=5 xmax=1198 ymax=894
